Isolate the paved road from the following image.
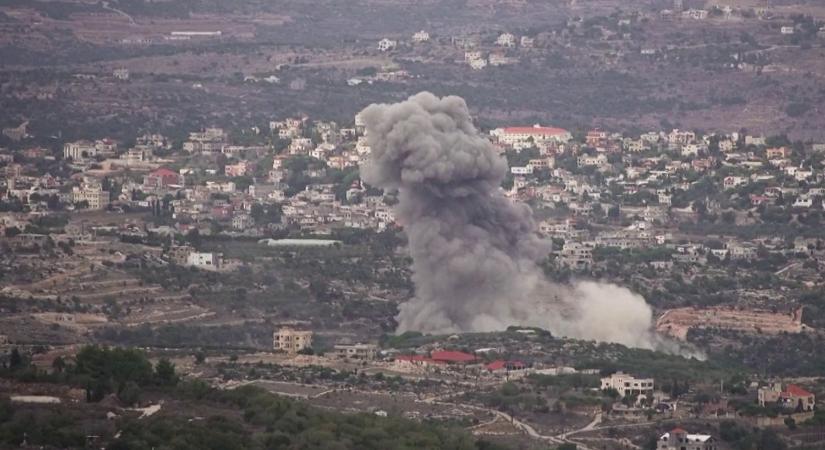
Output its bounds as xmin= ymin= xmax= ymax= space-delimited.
xmin=101 ymin=1 xmax=137 ymax=25
xmin=490 ymin=409 xmax=567 ymax=446
xmin=561 ymin=412 xmax=602 ymax=438
xmin=225 ymin=378 xmax=603 ymax=449
xmin=775 ymin=262 xmax=801 ymax=276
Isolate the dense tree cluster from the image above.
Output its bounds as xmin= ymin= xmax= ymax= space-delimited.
xmin=1 ymin=345 xmax=178 ymax=404
xmin=1 ymin=347 xmax=509 ymax=450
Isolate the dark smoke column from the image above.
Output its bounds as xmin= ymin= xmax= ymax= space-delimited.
xmin=359 ymin=92 xmax=549 ymax=333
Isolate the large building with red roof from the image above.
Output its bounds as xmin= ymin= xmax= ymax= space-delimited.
xmin=392 ymin=350 xmax=478 ymax=372
xmin=143 ymin=167 xmax=183 ymax=189
xmin=485 ymin=360 xmax=526 ymax=373
xmin=430 ymin=350 xmax=477 ymax=364
xmin=758 ymin=382 xmax=816 ymax=411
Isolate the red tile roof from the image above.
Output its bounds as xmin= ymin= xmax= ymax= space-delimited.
xmin=150 ymin=167 xmax=179 ymax=177
xmin=670 ymin=427 xmax=687 ymax=434
xmin=785 ymin=384 xmax=813 ymax=398
xmin=486 ymin=360 xmax=507 ymax=371
xmin=431 ymin=350 xmax=476 ymax=363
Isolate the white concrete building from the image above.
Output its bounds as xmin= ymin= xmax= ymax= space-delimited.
xmin=71 ymin=178 xmax=109 ymax=210
xmin=491 ymin=125 xmax=572 ymax=147
xmin=511 ymin=166 xmax=534 ymax=175
xmin=557 ymin=242 xmax=593 ymax=270
xmin=63 ymin=141 xmax=97 ymax=160
xmin=334 ymin=343 xmax=379 ymax=360
xmin=125 ymin=146 xmax=153 ymax=165
xmin=232 ymin=213 xmax=254 ymax=230
xmin=412 ymin=30 xmax=430 ymax=42
xmin=464 ymin=51 xmax=482 ymax=62
xmin=113 ymin=68 xmax=130 ymax=80
xmin=577 ymin=154 xmax=608 ymax=167
xmin=723 ymin=176 xmax=748 ymax=189
xmin=657 ymin=429 xmax=716 ymax=450
xmin=378 ymin=38 xmax=397 ymax=51
xmin=469 ymin=58 xmax=487 ymax=70
xmin=600 ymin=372 xmax=654 ymax=399
xmin=681 ymin=9 xmax=708 ymax=20
xmin=496 ymin=32 xmax=516 ymax=47
xmin=186 ymin=252 xmax=221 ymax=270
xmin=488 ymin=53 xmax=515 ymax=66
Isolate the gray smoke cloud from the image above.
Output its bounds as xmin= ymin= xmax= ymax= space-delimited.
xmin=359 ymin=92 xmax=697 ymax=355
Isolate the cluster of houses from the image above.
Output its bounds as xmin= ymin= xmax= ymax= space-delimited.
xmin=758 ymin=382 xmax=816 ymax=412
xmin=373 ymin=28 xmax=535 ymax=71
xmin=268 ymin=326 xmax=819 ymax=423
xmin=376 ymin=30 xmax=431 ymax=52
xmin=481 ymin=125 xmax=824 ymax=271
xmin=363 ymin=3 xmax=825 ymax=77
xmin=3 ymin=109 xmax=825 ymax=279
xmin=272 ymin=329 xmax=570 ymax=379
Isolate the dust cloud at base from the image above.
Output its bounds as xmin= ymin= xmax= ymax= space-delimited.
xmin=359 ymin=92 xmax=702 ymax=358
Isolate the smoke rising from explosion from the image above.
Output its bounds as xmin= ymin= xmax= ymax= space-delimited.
xmin=359 ymin=92 xmax=691 ymax=353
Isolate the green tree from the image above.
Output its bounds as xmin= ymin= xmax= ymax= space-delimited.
xmin=117 ymin=381 xmax=142 ymax=406
xmin=757 ymin=429 xmax=787 ymax=450
xmin=8 ymin=348 xmax=23 ymax=369
xmin=73 ymin=345 xmax=155 ymax=400
xmin=154 ymin=358 xmax=178 ymax=386
xmin=250 ymin=203 xmax=265 ymax=222
xmin=51 ymin=356 xmax=66 ymax=374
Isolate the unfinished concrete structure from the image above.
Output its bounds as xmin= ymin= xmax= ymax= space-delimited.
xmin=656 ymin=306 xmax=806 ymax=340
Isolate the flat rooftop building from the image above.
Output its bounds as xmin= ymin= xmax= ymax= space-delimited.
xmin=601 ymin=372 xmax=654 ymax=398
xmin=333 ymin=343 xmax=378 ymax=360
xmin=273 ymin=327 xmax=313 ymax=354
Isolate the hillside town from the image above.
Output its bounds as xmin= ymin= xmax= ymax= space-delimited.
xmin=3 ymin=0 xmax=825 ymax=448
xmin=2 ymin=109 xmax=825 ymax=447
xmin=5 ymin=113 xmax=825 ymax=282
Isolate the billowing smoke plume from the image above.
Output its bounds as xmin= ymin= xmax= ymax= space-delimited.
xmin=359 ymin=92 xmax=690 ymax=353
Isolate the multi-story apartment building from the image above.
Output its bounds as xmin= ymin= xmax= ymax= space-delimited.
xmin=273 ymin=328 xmax=313 ymax=354
xmin=600 ymin=372 xmax=654 ymax=398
